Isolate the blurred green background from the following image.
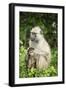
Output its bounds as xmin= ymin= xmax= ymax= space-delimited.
xmin=19 ymin=12 xmax=58 ymax=78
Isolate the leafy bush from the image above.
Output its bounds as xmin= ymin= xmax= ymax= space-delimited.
xmin=20 ymin=12 xmax=58 ymax=48
xmin=19 ymin=45 xmax=58 ymax=78
xmin=19 ymin=45 xmax=27 ymax=78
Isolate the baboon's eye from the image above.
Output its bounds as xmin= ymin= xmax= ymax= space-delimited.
xmin=40 ymin=31 xmax=43 ymax=34
xmin=31 ymin=32 xmax=36 ymax=35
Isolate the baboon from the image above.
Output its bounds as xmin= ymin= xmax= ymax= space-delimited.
xmin=27 ymin=47 xmax=36 ymax=69
xmin=28 ymin=26 xmax=51 ymax=69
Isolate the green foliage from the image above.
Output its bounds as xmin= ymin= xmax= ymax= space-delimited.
xmin=19 ymin=45 xmax=58 ymax=78
xmin=19 ymin=45 xmax=27 ymax=78
xmin=20 ymin=12 xmax=57 ymax=48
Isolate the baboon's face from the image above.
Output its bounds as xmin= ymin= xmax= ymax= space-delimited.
xmin=30 ymin=27 xmax=43 ymax=42
xmin=28 ymin=50 xmax=34 ymax=56
xmin=28 ymin=48 xmax=34 ymax=56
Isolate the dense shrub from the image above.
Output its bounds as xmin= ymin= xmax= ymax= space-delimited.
xmin=19 ymin=45 xmax=58 ymax=78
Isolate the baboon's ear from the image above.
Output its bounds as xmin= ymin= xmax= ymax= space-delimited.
xmin=40 ymin=30 xmax=43 ymax=35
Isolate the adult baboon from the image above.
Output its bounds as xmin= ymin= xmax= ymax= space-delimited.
xmin=28 ymin=26 xmax=51 ymax=69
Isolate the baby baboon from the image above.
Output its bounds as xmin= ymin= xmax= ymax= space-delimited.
xmin=27 ymin=47 xmax=36 ymax=69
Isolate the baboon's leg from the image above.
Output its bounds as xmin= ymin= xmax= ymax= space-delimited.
xmin=28 ymin=59 xmax=32 ymax=69
xmin=31 ymin=59 xmax=36 ymax=68
xmin=38 ymin=56 xmax=49 ymax=69
xmin=35 ymin=55 xmax=40 ymax=69
xmin=28 ymin=58 xmax=36 ymax=69
xmin=36 ymin=55 xmax=49 ymax=69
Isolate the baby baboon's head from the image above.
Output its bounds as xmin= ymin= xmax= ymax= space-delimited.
xmin=28 ymin=47 xmax=34 ymax=56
